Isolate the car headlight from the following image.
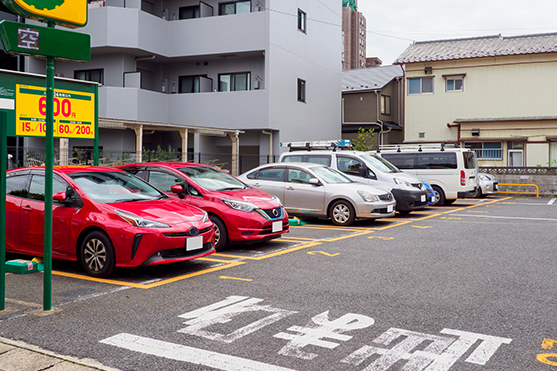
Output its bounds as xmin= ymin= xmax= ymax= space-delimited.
xmin=222 ymin=198 xmax=258 ymax=213
xmin=116 ymin=210 xmax=170 ymax=228
xmin=394 ymin=178 xmax=411 ymax=187
xmin=202 ymin=210 xmax=209 ymax=223
xmin=357 ymin=190 xmax=379 ymax=202
xmin=479 ymin=174 xmax=490 ymax=181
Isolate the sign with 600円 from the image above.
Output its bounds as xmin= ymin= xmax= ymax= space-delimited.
xmin=15 ymin=84 xmax=95 ymax=139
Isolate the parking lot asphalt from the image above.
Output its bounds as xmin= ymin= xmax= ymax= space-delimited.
xmin=1 ymin=195 xmax=557 ymax=371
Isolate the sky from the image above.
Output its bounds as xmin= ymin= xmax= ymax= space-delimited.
xmin=357 ymin=0 xmax=557 ymax=65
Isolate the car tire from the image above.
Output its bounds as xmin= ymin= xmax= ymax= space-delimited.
xmin=431 ymin=186 xmax=445 ymax=206
xmin=210 ymin=215 xmax=228 ymax=251
xmin=398 ymin=210 xmax=411 ymax=215
xmin=81 ymin=231 xmax=115 ymax=278
xmin=444 ymin=199 xmax=456 ymax=205
xmin=330 ymin=200 xmax=356 ymax=226
xmin=474 ymin=187 xmax=483 ymax=198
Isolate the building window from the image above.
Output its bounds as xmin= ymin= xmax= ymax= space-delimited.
xmin=179 ymin=75 xmax=208 ymax=93
xmin=218 ymin=72 xmax=250 ymax=92
xmin=298 ymin=9 xmax=306 ymax=33
xmin=465 ymin=142 xmax=502 ymax=160
xmin=446 ymin=77 xmax=464 ymax=92
xmin=380 ymin=95 xmax=391 ymax=115
xmin=74 ymin=69 xmax=103 ymax=84
xmin=219 ymin=1 xmax=251 ymax=16
xmin=297 ymin=78 xmax=306 ymax=102
xmin=179 ymin=5 xmax=200 ymax=19
xmin=408 ymin=77 xmax=433 ymax=95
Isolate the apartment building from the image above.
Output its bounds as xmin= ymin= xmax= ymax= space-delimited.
xmin=25 ymin=0 xmax=342 ymax=174
xmin=342 ymin=0 xmax=366 ymax=70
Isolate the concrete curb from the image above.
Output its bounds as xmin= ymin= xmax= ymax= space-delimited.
xmin=0 ymin=336 xmax=122 ymax=371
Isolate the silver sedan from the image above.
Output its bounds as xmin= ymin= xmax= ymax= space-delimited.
xmin=238 ymin=162 xmax=396 ymax=226
xmin=476 ymin=172 xmax=499 ymax=198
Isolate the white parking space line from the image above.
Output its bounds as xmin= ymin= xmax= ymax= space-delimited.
xmin=450 ymin=214 xmax=557 ymax=222
xmin=548 ymin=198 xmax=556 ymax=205
xmin=101 ymin=333 xmax=299 ymax=371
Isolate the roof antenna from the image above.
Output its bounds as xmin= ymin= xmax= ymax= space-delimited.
xmin=441 ymin=143 xmax=445 ymax=152
xmin=418 ymin=145 xmax=422 ymax=152
xmin=397 ymin=146 xmax=401 ymax=153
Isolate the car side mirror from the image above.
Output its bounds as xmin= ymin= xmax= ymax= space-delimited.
xmin=358 ymin=166 xmax=367 ymax=178
xmin=171 ymin=184 xmax=183 ymax=194
xmin=309 ymin=178 xmax=320 ymax=186
xmin=53 ymin=192 xmax=67 ymax=201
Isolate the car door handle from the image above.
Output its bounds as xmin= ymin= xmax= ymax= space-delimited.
xmin=286 ymin=186 xmax=295 ymax=190
xmin=22 ymin=205 xmax=33 ymax=212
xmin=252 ymin=183 xmax=261 ymax=187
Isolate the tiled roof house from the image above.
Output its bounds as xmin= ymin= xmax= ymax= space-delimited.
xmin=395 ymin=33 xmax=557 ymax=167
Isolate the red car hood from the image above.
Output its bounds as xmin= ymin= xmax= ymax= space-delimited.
xmin=216 ymin=188 xmax=281 ymax=209
xmin=107 ymin=199 xmax=205 ymax=226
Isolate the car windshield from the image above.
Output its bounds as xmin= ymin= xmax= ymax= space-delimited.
xmin=310 ymin=166 xmax=353 ymax=184
xmin=68 ymin=171 xmax=165 ymax=203
xmin=361 ymin=154 xmax=400 ymax=173
xmin=179 ymin=166 xmax=247 ymax=191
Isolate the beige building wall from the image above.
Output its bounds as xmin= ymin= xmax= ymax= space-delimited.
xmin=402 ymin=53 xmax=557 ymax=166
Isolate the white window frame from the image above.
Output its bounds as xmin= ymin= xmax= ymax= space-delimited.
xmin=408 ymin=77 xmax=434 ymax=95
xmin=445 ymin=75 xmax=464 ymax=92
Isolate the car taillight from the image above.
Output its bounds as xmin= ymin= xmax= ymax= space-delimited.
xmin=460 ymin=170 xmax=466 ymax=186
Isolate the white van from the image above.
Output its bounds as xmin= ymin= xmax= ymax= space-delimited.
xmin=376 ymin=144 xmax=478 ymax=205
xmin=278 ymin=147 xmax=429 ymax=213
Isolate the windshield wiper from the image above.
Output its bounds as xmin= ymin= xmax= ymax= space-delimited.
xmin=114 ymin=197 xmax=152 ymax=202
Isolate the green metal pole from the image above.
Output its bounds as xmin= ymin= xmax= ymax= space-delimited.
xmin=0 ymin=111 xmax=7 ymax=311
xmin=44 ymin=21 xmax=55 ymax=311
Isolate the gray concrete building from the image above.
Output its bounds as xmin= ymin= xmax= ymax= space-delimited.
xmin=25 ymin=0 xmax=342 ymax=174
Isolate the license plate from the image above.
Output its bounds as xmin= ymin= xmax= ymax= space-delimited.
xmin=494 ymin=184 xmax=498 ymax=191
xmin=272 ymin=221 xmax=282 ymax=233
xmin=421 ymin=195 xmax=426 ymax=202
xmin=431 ymin=196 xmax=436 ymax=203
xmin=186 ymin=236 xmax=203 ymax=251
xmin=387 ymin=205 xmax=394 ymax=213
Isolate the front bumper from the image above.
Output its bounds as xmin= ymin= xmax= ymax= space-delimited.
xmin=391 ymin=188 xmax=429 ymax=211
xmin=355 ymin=200 xmax=397 ymax=219
xmin=226 ymin=207 xmax=290 ymax=244
xmin=481 ymin=181 xmax=499 ymax=195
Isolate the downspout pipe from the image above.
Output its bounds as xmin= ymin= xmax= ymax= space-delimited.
xmin=374 ymin=90 xmax=383 ymax=146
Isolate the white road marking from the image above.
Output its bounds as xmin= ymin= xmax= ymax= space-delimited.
xmin=548 ymin=198 xmax=556 ymax=205
xmin=450 ymin=214 xmax=557 ymax=222
xmin=100 ymin=333 xmax=299 ymax=371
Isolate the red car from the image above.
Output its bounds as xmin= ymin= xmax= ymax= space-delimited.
xmin=117 ymin=163 xmax=289 ymax=251
xmin=5 ymin=166 xmax=215 ymax=277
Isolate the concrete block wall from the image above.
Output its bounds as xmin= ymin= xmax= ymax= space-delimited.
xmin=482 ymin=168 xmax=557 ymax=197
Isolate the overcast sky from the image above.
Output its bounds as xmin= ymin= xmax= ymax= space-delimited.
xmin=357 ymin=0 xmax=557 ymax=65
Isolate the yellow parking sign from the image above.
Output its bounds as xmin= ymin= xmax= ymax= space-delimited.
xmin=15 ymin=84 xmax=95 ymax=139
xmin=0 ymin=0 xmax=87 ymax=28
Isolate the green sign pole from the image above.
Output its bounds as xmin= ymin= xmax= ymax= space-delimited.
xmin=43 ymin=21 xmax=55 ymax=312
xmin=0 ymin=110 xmax=7 ymax=311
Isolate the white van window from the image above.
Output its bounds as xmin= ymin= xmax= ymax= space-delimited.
xmin=337 ymin=156 xmax=365 ymax=176
xmin=360 ymin=154 xmax=400 ymax=173
xmin=381 ymin=153 xmax=414 ymax=169
xmin=416 ymin=153 xmax=457 ymax=169
xmin=282 ymin=155 xmax=304 ymax=163
xmin=463 ymin=152 xmax=476 ymax=169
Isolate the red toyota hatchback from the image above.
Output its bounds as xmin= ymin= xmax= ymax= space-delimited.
xmin=117 ymin=163 xmax=289 ymax=251
xmin=5 ymin=166 xmax=215 ymax=277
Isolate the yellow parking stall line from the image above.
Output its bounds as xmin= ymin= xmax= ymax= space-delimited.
xmin=52 ymin=259 xmax=246 ymax=289
xmin=214 ymin=241 xmax=323 ymax=261
xmin=280 ymin=237 xmax=334 ymax=242
xmin=443 ymin=197 xmax=512 ymax=214
xmin=291 ymin=225 xmax=371 ymax=232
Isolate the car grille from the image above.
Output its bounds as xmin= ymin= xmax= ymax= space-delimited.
xmin=378 ymin=193 xmax=393 ymax=201
xmin=159 ymin=242 xmax=213 ymax=259
xmin=163 ymin=226 xmax=212 ymax=237
xmin=371 ymin=208 xmax=391 ymax=214
xmin=261 ymin=207 xmax=283 ymax=220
